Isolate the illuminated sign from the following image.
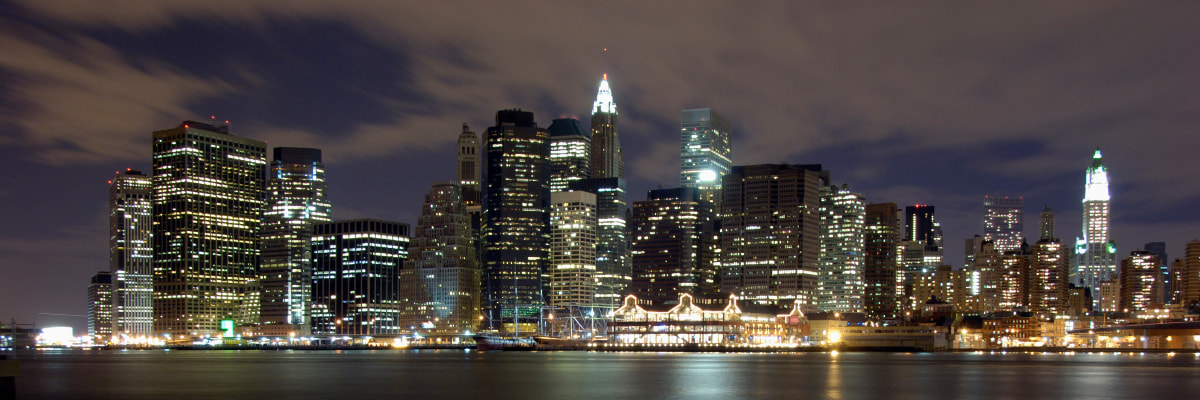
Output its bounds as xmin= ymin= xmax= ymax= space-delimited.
xmin=220 ymin=320 xmax=236 ymax=338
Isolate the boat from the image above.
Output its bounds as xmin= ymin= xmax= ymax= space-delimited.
xmin=472 ymin=334 xmax=536 ymax=351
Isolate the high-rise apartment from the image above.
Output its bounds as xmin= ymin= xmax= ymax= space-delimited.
xmin=864 ymin=203 xmax=901 ymax=320
xmin=818 ymin=184 xmax=866 ymax=313
xmin=983 ymin=195 xmax=1024 ymax=253
xmin=1029 ymin=238 xmax=1071 ymax=315
xmin=681 ymin=108 xmax=732 ymax=209
xmin=259 ymin=148 xmax=331 ymax=336
xmin=311 ymin=219 xmax=409 ymax=335
xmin=1119 ymin=250 xmax=1159 ymax=313
xmin=548 ymin=191 xmax=598 ymax=308
xmin=720 ymin=164 xmax=825 ymax=311
xmin=152 ymin=121 xmax=266 ymax=336
xmin=630 ymin=187 xmax=718 ymax=304
xmin=108 ymin=169 xmax=153 ymax=339
xmin=1075 ymin=149 xmax=1116 ymax=292
xmin=548 ymin=118 xmax=591 ymax=192
xmin=1171 ymin=241 xmax=1200 ymax=306
xmin=482 ymin=110 xmax=550 ymax=329
xmin=590 ymin=74 xmax=623 ymax=179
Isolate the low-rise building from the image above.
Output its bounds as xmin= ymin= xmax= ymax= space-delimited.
xmin=609 ymin=293 xmax=808 ymax=345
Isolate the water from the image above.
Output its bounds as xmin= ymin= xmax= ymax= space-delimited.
xmin=11 ymin=349 xmax=1200 ymax=399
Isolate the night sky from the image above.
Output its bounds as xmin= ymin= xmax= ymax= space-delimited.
xmin=2 ymin=1 xmax=1198 ymax=332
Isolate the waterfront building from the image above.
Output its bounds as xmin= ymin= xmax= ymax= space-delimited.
xmin=863 ymin=203 xmax=901 ymax=320
xmin=400 ymin=183 xmax=480 ymax=337
xmin=631 ymin=187 xmax=718 ymax=304
xmin=720 ymin=164 xmax=825 ymax=311
xmin=548 ymin=191 xmax=598 ymax=308
xmin=88 ymin=271 xmax=114 ymax=342
xmin=1075 ymin=149 xmax=1117 ymax=296
xmin=259 ymin=148 xmax=331 ymax=336
xmin=818 ymin=184 xmax=866 ymax=313
xmin=568 ymin=178 xmax=630 ymax=312
xmin=1029 ymin=239 xmax=1071 ymax=315
xmin=983 ymin=195 xmax=1023 ymax=253
xmin=311 ymin=219 xmax=409 ymax=336
xmin=1119 ymin=250 xmax=1160 ymax=313
xmin=680 ymin=108 xmax=733 ymax=209
xmin=482 ymin=109 xmax=551 ymax=330
xmin=108 ymin=169 xmax=153 ymax=338
xmin=548 ymin=118 xmax=591 ymax=192
xmin=457 ymin=123 xmax=481 ymax=206
xmin=152 ymin=121 xmax=266 ymax=336
xmin=590 ymin=74 xmax=623 ymax=179
xmin=608 ymin=293 xmax=808 ymax=345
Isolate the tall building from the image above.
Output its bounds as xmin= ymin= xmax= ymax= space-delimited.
xmin=818 ymin=184 xmax=866 ymax=313
xmin=1119 ymin=250 xmax=1159 ymax=313
xmin=152 ymin=121 xmax=266 ymax=336
xmin=548 ymin=191 xmax=598 ymax=308
xmin=457 ymin=123 xmax=481 ymax=206
xmin=1029 ymin=239 xmax=1071 ymax=315
xmin=400 ymin=183 xmax=480 ymax=336
xmin=108 ymin=169 xmax=153 ymax=339
xmin=905 ymin=205 xmax=937 ymax=244
xmin=590 ymin=74 xmax=623 ymax=179
xmin=1143 ymin=241 xmax=1168 ymax=304
xmin=1039 ymin=205 xmax=1055 ymax=241
xmin=967 ymin=242 xmax=1003 ymax=313
xmin=681 ymin=108 xmax=733 ymax=208
xmin=548 ymin=118 xmax=591 ymax=192
xmin=1075 ymin=149 xmax=1116 ymax=293
xmin=482 ymin=110 xmax=551 ymax=330
xmin=1171 ymin=241 xmax=1200 ymax=307
xmin=720 ymin=164 xmax=825 ymax=311
xmin=864 ymin=203 xmax=901 ymax=320
xmin=983 ymin=195 xmax=1024 ymax=253
xmin=88 ymin=271 xmax=114 ymax=342
xmin=630 ymin=187 xmax=718 ymax=304
xmin=259 ymin=148 xmax=331 ymax=336
xmin=311 ymin=219 xmax=409 ymax=335
xmin=568 ymin=178 xmax=629 ymax=311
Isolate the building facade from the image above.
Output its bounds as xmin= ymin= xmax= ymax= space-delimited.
xmin=311 ymin=219 xmax=410 ymax=336
xmin=109 ymin=169 xmax=153 ymax=339
xmin=259 ymin=147 xmax=331 ymax=335
xmin=818 ymin=184 xmax=866 ymax=313
xmin=983 ymin=195 xmax=1024 ymax=253
xmin=548 ymin=191 xmax=598 ymax=308
xmin=590 ymin=74 xmax=623 ymax=179
xmin=864 ymin=203 xmax=901 ymax=320
xmin=630 ymin=187 xmax=718 ymax=303
xmin=1119 ymin=250 xmax=1160 ymax=313
xmin=548 ymin=118 xmax=591 ymax=192
xmin=680 ymin=108 xmax=733 ymax=209
xmin=151 ymin=121 xmax=266 ymax=336
xmin=457 ymin=123 xmax=481 ymax=206
xmin=568 ymin=178 xmax=630 ymax=312
xmin=400 ymin=183 xmax=480 ymax=336
xmin=88 ymin=271 xmax=114 ymax=341
xmin=1075 ymin=149 xmax=1116 ymax=294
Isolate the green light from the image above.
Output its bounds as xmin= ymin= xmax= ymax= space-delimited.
xmin=220 ymin=319 xmax=235 ymax=338
xmin=1106 ymin=243 xmax=1117 ymax=254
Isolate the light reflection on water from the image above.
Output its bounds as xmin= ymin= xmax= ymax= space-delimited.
xmin=11 ymin=349 xmax=1200 ymax=400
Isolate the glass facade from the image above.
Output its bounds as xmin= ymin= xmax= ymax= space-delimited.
xmin=311 ymin=219 xmax=410 ymax=335
xmin=983 ymin=195 xmax=1024 ymax=253
xmin=863 ymin=203 xmax=900 ymax=320
xmin=152 ymin=121 xmax=266 ymax=336
xmin=400 ymin=183 xmax=480 ymax=336
xmin=548 ymin=118 xmax=591 ymax=192
xmin=549 ymin=191 xmax=598 ymax=308
xmin=259 ymin=148 xmax=331 ymax=335
xmin=680 ymin=108 xmax=732 ymax=209
xmin=818 ymin=185 xmax=866 ymax=313
xmin=568 ymin=178 xmax=630 ymax=312
xmin=109 ymin=170 xmax=153 ymax=339
xmin=630 ymin=187 xmax=718 ymax=304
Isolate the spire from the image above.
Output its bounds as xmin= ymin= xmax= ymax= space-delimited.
xmin=1084 ymin=148 xmax=1109 ymax=202
xmin=593 ymin=74 xmax=617 ymax=115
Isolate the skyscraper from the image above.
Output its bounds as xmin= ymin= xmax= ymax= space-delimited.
xmin=400 ymin=183 xmax=479 ymax=336
xmin=88 ymin=271 xmax=114 ymax=342
xmin=152 ymin=121 xmax=266 ymax=336
xmin=457 ymin=123 xmax=481 ymax=206
xmin=1075 ymin=149 xmax=1116 ymax=292
xmin=1143 ymin=241 xmax=1168 ymax=304
xmin=905 ymin=205 xmax=937 ymax=244
xmin=311 ymin=219 xmax=409 ymax=336
xmin=568 ymin=178 xmax=629 ymax=312
xmin=983 ymin=195 xmax=1024 ymax=253
xmin=864 ymin=203 xmax=901 ymax=320
xmin=548 ymin=118 xmax=591 ymax=192
xmin=1029 ymin=238 xmax=1070 ymax=314
xmin=1171 ymin=240 xmax=1200 ymax=307
xmin=482 ymin=110 xmax=550 ymax=330
xmin=1039 ymin=205 xmax=1055 ymax=241
xmin=818 ymin=184 xmax=866 ymax=313
xmin=720 ymin=164 xmax=825 ymax=311
xmin=1119 ymin=250 xmax=1159 ymax=313
xmin=548 ymin=191 xmax=598 ymax=308
xmin=681 ymin=108 xmax=733 ymax=208
xmin=630 ymin=187 xmax=718 ymax=304
xmin=259 ymin=147 xmax=331 ymax=336
xmin=590 ymin=74 xmax=623 ymax=179
xmin=108 ymin=169 xmax=153 ymax=339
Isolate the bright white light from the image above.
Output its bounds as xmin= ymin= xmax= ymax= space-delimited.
xmin=699 ymin=170 xmax=717 ymax=182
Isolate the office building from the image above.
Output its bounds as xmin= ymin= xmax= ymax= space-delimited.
xmin=311 ymin=219 xmax=409 ymax=335
xmin=568 ymin=178 xmax=630 ymax=311
xmin=259 ymin=147 xmax=331 ymax=336
xmin=864 ymin=203 xmax=901 ymax=320
xmin=482 ymin=110 xmax=551 ymax=330
xmin=548 ymin=191 xmax=598 ymax=308
xmin=630 ymin=187 xmax=718 ymax=304
xmin=905 ymin=205 xmax=937 ymax=245
xmin=590 ymin=74 xmax=623 ymax=179
xmin=1171 ymin=240 xmax=1200 ymax=306
xmin=400 ymin=183 xmax=480 ymax=336
xmin=152 ymin=121 xmax=266 ymax=336
xmin=108 ymin=169 xmax=153 ymax=338
xmin=457 ymin=123 xmax=481 ymax=206
xmin=1119 ymin=250 xmax=1159 ymax=313
xmin=720 ymin=164 xmax=825 ymax=311
xmin=1143 ymin=241 xmax=1168 ymax=304
xmin=548 ymin=118 xmax=591 ymax=192
xmin=88 ymin=271 xmax=114 ymax=342
xmin=1075 ymin=149 xmax=1116 ymax=293
xmin=681 ymin=108 xmax=733 ymax=208
xmin=1029 ymin=239 xmax=1070 ymax=315
xmin=1039 ymin=205 xmax=1055 ymax=241
xmin=818 ymin=184 xmax=866 ymax=313
xmin=983 ymin=195 xmax=1024 ymax=253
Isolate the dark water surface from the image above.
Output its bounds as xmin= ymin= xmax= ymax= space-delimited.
xmin=11 ymin=349 xmax=1200 ymax=399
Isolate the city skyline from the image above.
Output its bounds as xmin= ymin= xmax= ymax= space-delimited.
xmin=2 ymin=2 xmax=1200 ymax=331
